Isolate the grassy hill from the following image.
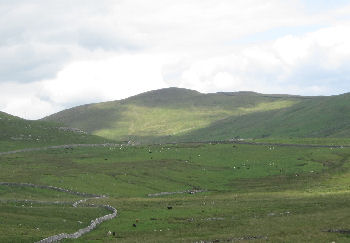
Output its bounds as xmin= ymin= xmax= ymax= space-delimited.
xmin=42 ymin=88 xmax=350 ymax=143
xmin=180 ymin=92 xmax=350 ymax=141
xmin=2 ymin=90 xmax=350 ymax=242
xmin=0 ymin=111 xmax=109 ymax=151
xmin=42 ymin=87 xmax=305 ymax=143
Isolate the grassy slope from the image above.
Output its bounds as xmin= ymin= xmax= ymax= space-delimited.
xmin=0 ymin=111 xmax=109 ymax=152
xmin=180 ymin=92 xmax=350 ymax=141
xmin=42 ymin=88 xmax=304 ymax=142
xmin=0 ymin=143 xmax=349 ymax=242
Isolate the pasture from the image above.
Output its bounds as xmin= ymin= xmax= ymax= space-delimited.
xmin=0 ymin=142 xmax=349 ymax=242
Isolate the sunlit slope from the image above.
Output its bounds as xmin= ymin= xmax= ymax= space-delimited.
xmin=42 ymin=88 xmax=303 ymax=141
xmin=0 ymin=111 xmax=109 ymax=151
xmin=181 ymin=92 xmax=350 ymax=141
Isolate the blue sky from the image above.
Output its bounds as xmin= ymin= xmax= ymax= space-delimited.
xmin=0 ymin=0 xmax=349 ymax=119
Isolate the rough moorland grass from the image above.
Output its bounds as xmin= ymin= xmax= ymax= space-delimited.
xmin=180 ymin=93 xmax=350 ymax=142
xmin=0 ymin=185 xmax=108 ymax=243
xmin=0 ymin=141 xmax=349 ymax=242
xmin=0 ymin=185 xmax=81 ymax=201
xmin=1 ymin=144 xmax=339 ymax=196
xmin=0 ymin=201 xmax=108 ymax=243
xmin=72 ymin=191 xmax=350 ymax=243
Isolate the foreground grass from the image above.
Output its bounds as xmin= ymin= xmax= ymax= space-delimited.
xmin=74 ymin=192 xmax=350 ymax=243
xmin=0 ymin=141 xmax=349 ymax=242
xmin=0 ymin=186 xmax=108 ymax=243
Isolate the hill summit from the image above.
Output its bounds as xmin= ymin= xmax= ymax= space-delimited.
xmin=40 ymin=87 xmax=350 ymax=143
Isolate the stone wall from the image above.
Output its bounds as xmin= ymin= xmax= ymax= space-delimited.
xmin=0 ymin=182 xmax=117 ymax=243
xmin=36 ymin=205 xmax=117 ymax=243
xmin=0 ymin=143 xmax=120 ymax=156
xmin=0 ymin=182 xmax=101 ymax=198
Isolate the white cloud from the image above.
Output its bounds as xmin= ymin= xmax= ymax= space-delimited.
xmin=169 ymin=21 xmax=350 ymax=95
xmin=0 ymin=82 xmax=63 ymax=119
xmin=0 ymin=54 xmax=168 ymax=119
xmin=1 ymin=0 xmax=350 ymax=119
xmin=40 ymin=54 xmax=167 ymax=106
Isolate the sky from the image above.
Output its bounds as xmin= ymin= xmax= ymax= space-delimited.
xmin=1 ymin=0 xmax=350 ymax=119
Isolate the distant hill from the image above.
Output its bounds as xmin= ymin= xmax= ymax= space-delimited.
xmin=42 ymin=87 xmax=310 ymax=143
xmin=0 ymin=111 xmax=109 ymax=151
xmin=42 ymin=88 xmax=350 ymax=143
xmin=179 ymin=92 xmax=350 ymax=141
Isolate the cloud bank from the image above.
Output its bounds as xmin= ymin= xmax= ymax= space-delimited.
xmin=0 ymin=0 xmax=350 ymax=119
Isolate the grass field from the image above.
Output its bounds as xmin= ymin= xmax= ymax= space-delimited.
xmin=0 ymin=141 xmax=349 ymax=242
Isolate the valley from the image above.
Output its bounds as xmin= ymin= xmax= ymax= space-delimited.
xmin=1 ymin=88 xmax=350 ymax=242
xmin=1 ymin=141 xmax=350 ymax=242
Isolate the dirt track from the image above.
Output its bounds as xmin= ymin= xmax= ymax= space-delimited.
xmin=0 ymin=143 xmax=120 ymax=156
xmin=0 ymin=141 xmax=349 ymax=157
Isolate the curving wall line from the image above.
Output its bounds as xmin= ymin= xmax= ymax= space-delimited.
xmin=0 ymin=182 xmax=117 ymax=243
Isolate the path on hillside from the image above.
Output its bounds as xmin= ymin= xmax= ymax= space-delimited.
xmin=230 ymin=141 xmax=350 ymax=148
xmin=190 ymin=140 xmax=350 ymax=148
xmin=0 ymin=141 xmax=349 ymax=156
xmin=0 ymin=143 xmax=121 ymax=156
xmin=0 ymin=182 xmax=117 ymax=243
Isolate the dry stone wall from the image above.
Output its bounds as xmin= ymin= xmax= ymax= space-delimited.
xmin=0 ymin=182 xmax=117 ymax=243
xmin=36 ymin=205 xmax=117 ymax=243
xmin=0 ymin=182 xmax=101 ymax=198
xmin=0 ymin=143 xmax=120 ymax=156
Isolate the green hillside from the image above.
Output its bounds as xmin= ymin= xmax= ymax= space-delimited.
xmin=42 ymin=88 xmax=304 ymax=142
xmin=42 ymin=88 xmax=350 ymax=143
xmin=0 ymin=111 xmax=109 ymax=151
xmin=181 ymin=92 xmax=350 ymax=141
